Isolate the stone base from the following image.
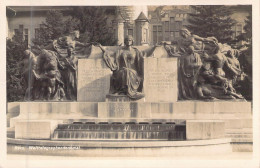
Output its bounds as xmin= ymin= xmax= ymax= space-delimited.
xmin=8 ymin=101 xmax=252 ymax=151
xmin=186 ymin=120 xmax=225 ymax=140
xmin=106 ymin=94 xmax=145 ymax=102
xmin=15 ymin=120 xmax=63 ymax=139
xmin=98 ymin=102 xmax=151 ymax=118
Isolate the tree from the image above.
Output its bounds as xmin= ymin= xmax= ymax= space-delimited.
xmin=70 ymin=7 xmax=117 ymax=46
xmin=236 ymin=11 xmax=252 ymax=100
xmin=236 ymin=11 xmax=252 ymax=45
xmin=33 ymin=10 xmax=79 ymax=46
xmin=187 ymin=5 xmax=236 ymax=44
xmin=6 ymin=37 xmax=27 ymax=102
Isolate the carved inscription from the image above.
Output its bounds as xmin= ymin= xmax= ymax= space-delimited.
xmin=144 ymin=58 xmax=178 ymax=102
xmin=146 ymin=68 xmax=175 ymax=91
xmin=77 ymin=59 xmax=111 ymax=101
xmin=108 ymin=103 xmax=137 ymax=117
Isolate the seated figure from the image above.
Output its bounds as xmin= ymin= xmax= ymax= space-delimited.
xmin=97 ymin=35 xmax=144 ymax=100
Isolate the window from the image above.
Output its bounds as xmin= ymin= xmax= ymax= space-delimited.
xmin=170 ymin=17 xmax=175 ymax=23
xmin=165 ymin=31 xmax=170 ymax=41
xmin=170 ymin=31 xmax=174 ymax=40
xmin=153 ymin=25 xmax=163 ymax=44
xmin=165 ymin=21 xmax=169 ymax=31
xmin=128 ymin=29 xmax=133 ymax=36
xmin=14 ymin=25 xmax=24 ymax=41
xmin=145 ymin=29 xmax=148 ymax=43
xmin=24 ymin=29 xmax=29 ymax=46
xmin=19 ymin=24 xmax=24 ymax=30
xmin=153 ymin=25 xmax=158 ymax=32
xmin=14 ymin=29 xmax=19 ymax=35
xmin=158 ymin=26 xmax=162 ymax=32
xmin=174 ymin=31 xmax=180 ymax=38
xmin=175 ymin=21 xmax=182 ymax=30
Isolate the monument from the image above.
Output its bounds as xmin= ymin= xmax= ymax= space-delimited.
xmin=7 ymin=17 xmax=252 ymax=156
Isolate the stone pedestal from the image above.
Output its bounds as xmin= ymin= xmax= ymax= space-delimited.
xmin=15 ymin=120 xmax=62 ymax=139
xmin=98 ymin=102 xmax=151 ymax=118
xmin=186 ymin=120 xmax=225 ymax=140
xmin=106 ymin=94 xmax=145 ymax=102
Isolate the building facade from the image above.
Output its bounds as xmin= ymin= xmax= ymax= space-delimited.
xmin=6 ymin=6 xmax=251 ymax=47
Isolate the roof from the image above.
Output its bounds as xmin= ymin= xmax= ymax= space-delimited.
xmin=135 ymin=12 xmax=149 ymax=22
xmin=115 ymin=13 xmax=125 ymax=22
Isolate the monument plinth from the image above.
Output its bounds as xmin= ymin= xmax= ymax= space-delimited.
xmin=8 ymin=43 xmax=252 ymax=153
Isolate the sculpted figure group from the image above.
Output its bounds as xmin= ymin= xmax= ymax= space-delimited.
xmin=22 ymin=30 xmax=88 ymax=101
xmin=177 ymin=28 xmax=245 ymax=100
xmin=22 ymin=28 xmax=246 ymax=101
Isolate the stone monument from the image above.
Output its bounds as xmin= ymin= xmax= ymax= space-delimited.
xmin=7 ymin=26 xmax=252 ymax=156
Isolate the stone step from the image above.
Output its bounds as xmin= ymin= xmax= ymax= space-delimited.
xmin=225 ymin=128 xmax=252 ymax=134
xmin=224 ymin=119 xmax=252 ymax=129
xmin=225 ymin=134 xmax=252 ymax=139
xmin=231 ymin=138 xmax=253 ymax=143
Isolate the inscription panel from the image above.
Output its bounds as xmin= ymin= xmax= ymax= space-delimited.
xmin=77 ymin=59 xmax=112 ymax=102
xmin=144 ymin=58 xmax=178 ymax=102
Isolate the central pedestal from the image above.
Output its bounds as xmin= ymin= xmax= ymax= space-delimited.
xmin=106 ymin=94 xmax=145 ymax=102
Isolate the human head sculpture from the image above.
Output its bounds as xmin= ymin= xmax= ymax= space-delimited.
xmin=226 ymin=50 xmax=234 ymax=58
xmin=70 ymin=30 xmax=80 ymax=39
xmin=124 ymin=35 xmax=134 ymax=46
xmin=180 ymin=28 xmax=191 ymax=38
xmin=187 ymin=45 xmax=195 ymax=55
xmin=24 ymin=49 xmax=30 ymax=57
xmin=24 ymin=49 xmax=34 ymax=59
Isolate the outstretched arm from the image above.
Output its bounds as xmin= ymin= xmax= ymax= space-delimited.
xmin=193 ymin=35 xmax=206 ymax=42
xmin=75 ymin=41 xmax=90 ymax=47
xmin=96 ymin=43 xmax=106 ymax=53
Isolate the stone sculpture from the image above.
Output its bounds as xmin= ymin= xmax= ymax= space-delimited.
xmin=178 ymin=46 xmax=203 ymax=99
xmin=178 ymin=28 xmax=218 ymax=54
xmin=23 ymin=30 xmax=89 ymax=101
xmin=177 ymin=28 xmax=245 ymax=100
xmin=97 ymin=35 xmax=145 ymax=100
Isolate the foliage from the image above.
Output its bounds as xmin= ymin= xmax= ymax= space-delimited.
xmin=186 ymin=5 xmax=236 ymax=44
xmin=6 ymin=37 xmax=27 ymax=102
xmin=70 ymin=7 xmax=117 ymax=46
xmin=235 ymin=12 xmax=252 ymax=45
xmin=33 ymin=8 xmax=116 ymax=46
xmin=33 ymin=10 xmax=80 ymax=46
xmin=237 ymin=12 xmax=252 ymax=100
